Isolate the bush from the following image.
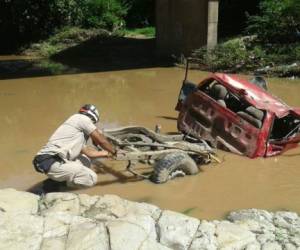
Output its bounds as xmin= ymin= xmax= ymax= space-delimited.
xmin=82 ymin=0 xmax=127 ymax=30
xmin=123 ymin=0 xmax=154 ymax=28
xmin=246 ymin=0 xmax=300 ymax=43
xmin=191 ymin=36 xmax=300 ymax=75
xmin=0 ymin=0 xmax=128 ymax=52
xmin=192 ymin=38 xmax=267 ymax=72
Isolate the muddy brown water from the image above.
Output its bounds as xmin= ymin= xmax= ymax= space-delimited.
xmin=1 ymin=65 xmax=300 ymax=220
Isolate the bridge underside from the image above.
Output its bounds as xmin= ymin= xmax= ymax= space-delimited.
xmin=156 ymin=0 xmax=219 ymax=56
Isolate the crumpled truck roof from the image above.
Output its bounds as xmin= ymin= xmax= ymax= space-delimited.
xmin=208 ymin=73 xmax=296 ymax=118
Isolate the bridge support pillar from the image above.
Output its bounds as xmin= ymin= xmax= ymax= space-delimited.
xmin=156 ymin=0 xmax=219 ymax=56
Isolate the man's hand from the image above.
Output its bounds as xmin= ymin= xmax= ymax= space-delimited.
xmin=81 ymin=147 xmax=111 ymax=159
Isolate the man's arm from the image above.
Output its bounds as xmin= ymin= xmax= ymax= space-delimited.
xmin=81 ymin=146 xmax=110 ymax=158
xmin=90 ymin=129 xmax=116 ymax=155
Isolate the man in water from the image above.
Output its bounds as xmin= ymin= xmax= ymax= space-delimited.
xmin=33 ymin=104 xmax=116 ymax=189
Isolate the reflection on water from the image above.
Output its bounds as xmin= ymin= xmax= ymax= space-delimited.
xmin=0 ymin=66 xmax=300 ymax=219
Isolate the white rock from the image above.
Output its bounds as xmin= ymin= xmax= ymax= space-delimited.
xmin=40 ymin=213 xmax=74 ymax=250
xmin=228 ymin=210 xmax=276 ymax=234
xmin=127 ymin=200 xmax=162 ymax=221
xmin=0 ymin=188 xmax=39 ymax=214
xmin=215 ymin=221 xmax=256 ymax=249
xmin=236 ymin=219 xmax=266 ymax=233
xmin=1 ymin=189 xmax=300 ymax=250
xmin=121 ymin=214 xmax=157 ymax=240
xmin=66 ymin=219 xmax=109 ymax=250
xmin=275 ymin=227 xmax=290 ymax=244
xmin=139 ymin=239 xmax=172 ymax=250
xmin=290 ymin=234 xmax=300 ymax=247
xmin=41 ymin=192 xmax=80 ymax=215
xmin=78 ymin=194 xmax=99 ymax=214
xmin=228 ymin=209 xmax=273 ymax=225
xmin=190 ymin=221 xmax=217 ymax=250
xmin=43 ymin=214 xmax=70 ymax=238
xmin=41 ymin=237 xmax=66 ymax=250
xmin=245 ymin=242 xmax=261 ymax=250
xmin=85 ymin=194 xmax=161 ymax=222
xmin=257 ymin=232 xmax=275 ymax=245
xmin=158 ymin=210 xmax=200 ymax=250
xmin=0 ymin=213 xmax=43 ymax=250
xmin=262 ymin=242 xmax=282 ymax=250
xmin=284 ymin=243 xmax=297 ymax=250
xmin=107 ymin=219 xmax=149 ymax=250
xmin=273 ymin=211 xmax=300 ymax=230
xmin=85 ymin=194 xmax=128 ymax=220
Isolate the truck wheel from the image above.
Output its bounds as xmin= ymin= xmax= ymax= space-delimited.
xmin=150 ymin=152 xmax=199 ymax=184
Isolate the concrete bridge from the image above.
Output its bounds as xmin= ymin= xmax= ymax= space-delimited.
xmin=156 ymin=0 xmax=219 ymax=56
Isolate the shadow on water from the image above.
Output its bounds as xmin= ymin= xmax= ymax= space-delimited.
xmin=0 ymin=36 xmax=173 ymax=80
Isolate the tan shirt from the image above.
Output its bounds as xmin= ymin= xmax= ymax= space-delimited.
xmin=38 ymin=114 xmax=96 ymax=160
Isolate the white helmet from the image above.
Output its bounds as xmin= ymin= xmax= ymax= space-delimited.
xmin=79 ymin=104 xmax=100 ymax=123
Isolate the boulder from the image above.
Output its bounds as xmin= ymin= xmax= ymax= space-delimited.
xmin=262 ymin=242 xmax=282 ymax=250
xmin=215 ymin=221 xmax=257 ymax=249
xmin=66 ymin=218 xmax=109 ymax=250
xmin=40 ymin=192 xmax=80 ymax=216
xmin=0 ymin=213 xmax=43 ymax=250
xmin=41 ymin=213 xmax=73 ymax=250
xmin=190 ymin=220 xmax=217 ymax=250
xmin=158 ymin=210 xmax=200 ymax=250
xmin=84 ymin=194 xmax=161 ymax=222
xmin=0 ymin=188 xmax=39 ymax=214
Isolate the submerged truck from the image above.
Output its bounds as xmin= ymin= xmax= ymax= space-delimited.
xmin=103 ymin=126 xmax=217 ymax=183
xmin=175 ymin=70 xmax=300 ymax=158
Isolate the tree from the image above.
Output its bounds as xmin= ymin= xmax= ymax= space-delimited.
xmin=246 ymin=0 xmax=300 ymax=43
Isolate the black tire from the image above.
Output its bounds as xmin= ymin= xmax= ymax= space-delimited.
xmin=150 ymin=152 xmax=199 ymax=184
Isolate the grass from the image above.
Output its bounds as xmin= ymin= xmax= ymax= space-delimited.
xmin=124 ymin=27 xmax=155 ymax=38
xmin=22 ymin=26 xmax=156 ymax=59
xmin=23 ymin=26 xmax=110 ymax=57
xmin=34 ymin=60 xmax=75 ymax=75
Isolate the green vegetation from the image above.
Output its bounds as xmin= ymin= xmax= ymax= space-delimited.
xmin=23 ymin=27 xmax=110 ymax=57
xmin=246 ymin=0 xmax=300 ymax=43
xmin=82 ymin=0 xmax=127 ymax=31
xmin=191 ymin=0 xmax=300 ymax=77
xmin=125 ymin=27 xmax=155 ymax=38
xmin=191 ymin=38 xmax=300 ymax=76
xmin=0 ymin=0 xmax=154 ymax=53
xmin=35 ymin=60 xmax=72 ymax=75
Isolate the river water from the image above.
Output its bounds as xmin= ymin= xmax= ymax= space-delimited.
xmin=0 ymin=63 xmax=300 ymax=220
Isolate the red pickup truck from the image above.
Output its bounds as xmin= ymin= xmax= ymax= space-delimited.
xmin=176 ymin=73 xmax=300 ymax=158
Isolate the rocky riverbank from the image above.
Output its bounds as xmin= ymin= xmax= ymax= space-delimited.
xmin=0 ymin=189 xmax=299 ymax=250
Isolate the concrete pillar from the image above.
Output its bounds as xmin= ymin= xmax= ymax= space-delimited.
xmin=207 ymin=0 xmax=219 ymax=49
xmin=156 ymin=0 xmax=209 ymax=56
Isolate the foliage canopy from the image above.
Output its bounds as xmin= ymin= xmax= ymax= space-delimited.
xmin=246 ymin=0 xmax=300 ymax=43
xmin=0 ymin=0 xmax=153 ymax=52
